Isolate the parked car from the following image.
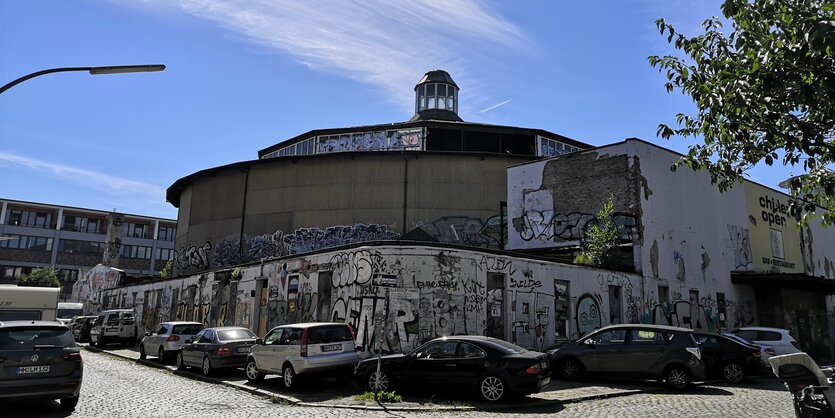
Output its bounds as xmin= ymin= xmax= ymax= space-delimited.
xmin=176 ymin=326 xmax=258 ymax=376
xmin=728 ymin=327 xmax=802 ymax=356
xmin=71 ymin=316 xmax=98 ymax=343
xmin=723 ymin=332 xmax=776 ymax=364
xmin=89 ymin=309 xmax=138 ymax=348
xmin=0 ymin=320 xmax=83 ymax=411
xmin=353 ymin=336 xmax=551 ymax=402
xmin=245 ymin=322 xmax=359 ymax=390
xmin=549 ymin=324 xmax=706 ymax=389
xmin=139 ymin=321 xmax=203 ymax=363
xmin=693 ymin=332 xmax=764 ymax=383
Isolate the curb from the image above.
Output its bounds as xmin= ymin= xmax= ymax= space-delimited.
xmin=82 ymin=346 xmax=653 ymax=412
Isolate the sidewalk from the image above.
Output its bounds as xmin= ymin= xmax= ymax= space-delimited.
xmin=83 ymin=344 xmax=662 ymax=412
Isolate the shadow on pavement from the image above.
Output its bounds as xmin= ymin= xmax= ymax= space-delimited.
xmin=0 ymin=399 xmax=73 ymax=418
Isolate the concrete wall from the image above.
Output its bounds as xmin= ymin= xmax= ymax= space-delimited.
xmin=97 ymin=244 xmax=742 ymax=355
xmin=172 ymin=152 xmax=530 ymax=275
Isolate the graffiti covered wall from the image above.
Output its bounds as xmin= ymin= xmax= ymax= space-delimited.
xmin=103 ymin=244 xmax=710 ymax=354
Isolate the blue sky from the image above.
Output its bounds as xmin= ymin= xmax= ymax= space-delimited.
xmin=0 ymin=1 xmax=794 ymax=219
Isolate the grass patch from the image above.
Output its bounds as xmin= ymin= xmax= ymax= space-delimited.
xmin=354 ymin=390 xmax=403 ymax=403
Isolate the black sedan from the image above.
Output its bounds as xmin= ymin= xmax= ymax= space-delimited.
xmin=353 ymin=336 xmax=551 ymax=402
xmin=693 ymin=332 xmax=764 ymax=383
xmin=176 ymin=327 xmax=257 ymax=376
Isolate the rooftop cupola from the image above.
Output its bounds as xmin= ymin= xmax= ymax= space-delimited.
xmin=409 ymin=70 xmax=462 ymax=122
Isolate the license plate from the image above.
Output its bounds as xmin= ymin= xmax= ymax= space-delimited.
xmin=321 ymin=344 xmax=342 ymax=352
xmin=236 ymin=346 xmax=249 ymax=353
xmin=17 ymin=366 xmax=50 ymax=374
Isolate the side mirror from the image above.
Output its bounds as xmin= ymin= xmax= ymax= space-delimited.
xmin=255 ymin=338 xmax=263 ymax=345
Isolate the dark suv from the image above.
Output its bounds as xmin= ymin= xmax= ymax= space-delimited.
xmin=0 ymin=321 xmax=83 ymax=410
xmin=549 ymin=324 xmax=706 ymax=389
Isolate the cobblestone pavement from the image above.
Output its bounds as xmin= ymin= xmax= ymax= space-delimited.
xmin=8 ymin=350 xmax=796 ymax=418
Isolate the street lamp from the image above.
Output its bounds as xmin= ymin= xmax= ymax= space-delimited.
xmin=0 ymin=65 xmax=166 ymax=94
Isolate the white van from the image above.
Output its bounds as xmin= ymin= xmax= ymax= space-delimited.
xmin=90 ymin=309 xmax=138 ymax=347
xmin=0 ymin=285 xmax=59 ymax=321
xmin=57 ymin=302 xmax=84 ymax=325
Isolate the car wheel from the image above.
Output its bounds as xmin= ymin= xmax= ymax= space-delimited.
xmin=60 ymin=395 xmax=79 ymax=411
xmin=479 ymin=375 xmax=506 ymax=402
xmin=176 ymin=352 xmax=186 ymax=370
xmin=245 ymin=359 xmax=264 ymax=382
xmin=202 ymin=357 xmax=213 ymax=377
xmin=558 ymin=358 xmax=583 ymax=380
xmin=367 ymin=369 xmax=389 ymax=392
xmin=665 ymin=366 xmax=691 ymax=390
xmin=282 ymin=364 xmax=297 ymax=390
xmin=158 ymin=347 xmax=167 ymax=364
xmin=139 ymin=343 xmax=146 ymax=360
xmin=722 ymin=362 xmax=744 ymax=383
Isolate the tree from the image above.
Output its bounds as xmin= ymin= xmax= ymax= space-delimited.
xmin=574 ymin=195 xmax=621 ymax=269
xmin=159 ymin=259 xmax=173 ymax=278
xmin=649 ymin=0 xmax=835 ymax=225
xmin=17 ymin=267 xmax=61 ymax=287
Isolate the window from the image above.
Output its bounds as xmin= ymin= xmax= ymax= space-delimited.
xmin=695 ymin=334 xmax=721 ymax=348
xmin=123 ymin=222 xmax=149 ymax=239
xmin=0 ymin=327 xmax=74 ymax=350
xmin=761 ymin=331 xmax=783 ymax=341
xmin=217 ymin=329 xmax=257 ymax=341
xmin=538 ymin=137 xmax=579 ymax=157
xmin=459 ymin=342 xmax=486 ymax=358
xmin=0 ymin=235 xmax=53 ymax=251
xmin=58 ymin=239 xmax=105 ymax=254
xmin=200 ymin=330 xmax=214 ymax=343
xmin=157 ymin=248 xmax=174 ymax=261
xmin=122 ymin=245 xmax=152 ymax=259
xmin=630 ymin=330 xmax=672 ymax=345
xmin=158 ymin=226 xmax=177 ymax=242
xmin=588 ymin=329 xmax=627 ymax=345
xmin=307 ymin=325 xmax=352 ymax=344
xmin=265 ymin=329 xmax=284 ymax=345
xmin=6 ymin=209 xmax=55 ymax=229
xmin=155 ymin=325 xmax=169 ymax=335
xmin=658 ymin=285 xmax=670 ymax=304
xmin=733 ymin=330 xmax=758 ymax=341
xmin=282 ymin=328 xmax=303 ymax=345
xmin=62 ymin=215 xmax=103 ymax=234
xmin=418 ymin=341 xmax=458 ymax=359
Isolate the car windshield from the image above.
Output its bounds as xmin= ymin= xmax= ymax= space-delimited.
xmin=217 ymin=329 xmax=256 ymax=341
xmin=0 ymin=327 xmax=75 ymax=350
xmin=172 ymin=324 xmax=203 ymax=335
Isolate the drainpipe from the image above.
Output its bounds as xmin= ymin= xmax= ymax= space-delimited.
xmin=402 ymin=150 xmax=408 ymax=234
xmin=238 ymin=168 xmax=250 ymax=260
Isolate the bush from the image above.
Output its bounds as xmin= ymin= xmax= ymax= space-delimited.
xmin=17 ymin=267 xmax=60 ymax=287
xmin=353 ymin=390 xmax=402 ymax=403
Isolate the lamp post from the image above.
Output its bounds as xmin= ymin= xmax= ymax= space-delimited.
xmin=0 ymin=65 xmax=166 ymax=94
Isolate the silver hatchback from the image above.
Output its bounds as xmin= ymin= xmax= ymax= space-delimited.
xmin=139 ymin=322 xmax=203 ymax=363
xmin=245 ymin=322 xmax=359 ymax=390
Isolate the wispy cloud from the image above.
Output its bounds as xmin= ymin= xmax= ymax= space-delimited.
xmin=128 ymin=0 xmax=526 ymax=113
xmin=0 ymin=152 xmax=166 ymax=201
xmin=479 ymin=99 xmax=511 ymax=113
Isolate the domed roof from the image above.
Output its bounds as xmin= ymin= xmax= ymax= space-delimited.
xmin=415 ymin=70 xmax=458 ymax=89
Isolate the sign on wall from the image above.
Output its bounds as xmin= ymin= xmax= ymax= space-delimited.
xmin=744 ymin=183 xmax=803 ymax=273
